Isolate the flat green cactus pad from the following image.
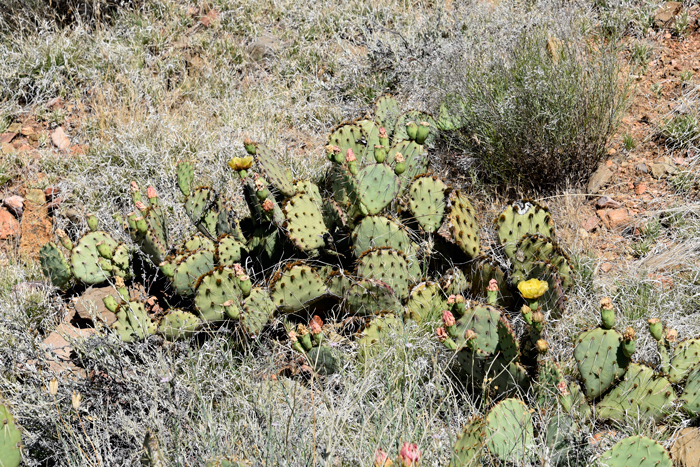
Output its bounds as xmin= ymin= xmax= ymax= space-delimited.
xmin=0 ymin=404 xmax=22 ymax=467
xmin=405 ymin=281 xmax=446 ymax=323
xmin=408 ymin=176 xmax=447 ymax=233
xmin=489 ymin=357 xmax=530 ymax=397
xmin=358 ymin=313 xmax=404 ymax=362
xmin=111 ymin=243 xmax=132 ymax=279
xmin=393 ymin=111 xmax=437 ymax=146
xmin=356 ymin=248 xmax=412 ymax=299
xmin=452 ymin=304 xmax=502 ymax=354
xmin=294 ymin=180 xmax=323 ymax=206
xmin=40 ymin=242 xmax=72 ymax=288
xmin=669 ymin=338 xmax=700 ymax=383
xmin=113 ymin=301 xmax=157 ymax=342
xmin=185 ymin=187 xmax=221 ymax=238
xmin=496 ymin=316 xmax=519 ymax=363
xmin=450 ymin=416 xmax=484 ymax=467
xmin=345 ymin=279 xmax=402 ymax=316
xmin=597 ymin=436 xmax=672 ymax=467
xmin=351 ymin=216 xmax=414 ymax=258
xmin=574 ymin=327 xmax=630 ymax=399
xmin=495 ymin=200 xmax=555 ymax=259
xmin=177 ymin=160 xmax=195 ymax=196
xmin=172 ymin=248 xmax=215 ymax=296
xmin=195 ymin=267 xmax=244 ymax=321
xmin=440 ymin=267 xmax=469 ymax=296
xmin=159 ymin=309 xmax=201 ymax=340
xmin=71 ymin=231 xmax=118 ymax=284
xmin=216 ymin=235 xmax=248 ymax=266
xmin=447 ymin=191 xmax=480 ymax=258
xmin=141 ymin=206 xmax=169 ymax=264
xmin=283 ymin=193 xmax=328 ymax=252
xmin=270 ymin=264 xmax=327 ymax=313
xmin=185 ymin=235 xmax=215 ymax=252
xmin=240 ymin=288 xmax=276 ymax=336
xmin=357 ymin=119 xmax=381 ymax=164
xmin=680 ymin=363 xmax=700 ymax=416
xmin=307 ymin=346 xmax=340 ymax=375
xmin=511 ymin=234 xmax=573 ymax=289
xmin=328 ymin=123 xmax=367 ymax=162
xmin=386 ymin=140 xmax=428 ymax=193
xmin=597 ymin=363 xmax=675 ymax=423
xmin=325 ymin=269 xmax=353 ymax=297
xmin=375 ymin=96 xmax=401 ymax=139
xmin=355 ymin=163 xmax=400 ymax=215
xmin=466 ymin=254 xmax=515 ymax=309
xmin=485 ymin=398 xmax=534 ymax=464
xmin=255 ymin=144 xmax=296 ymax=197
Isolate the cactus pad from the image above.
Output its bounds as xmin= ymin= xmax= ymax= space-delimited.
xmin=447 ymin=191 xmax=480 ymax=258
xmin=328 ymin=123 xmax=367 ymax=164
xmin=0 ymin=404 xmax=22 ymax=467
xmin=495 ymin=200 xmax=555 ymax=259
xmin=467 ymin=254 xmax=514 ymax=308
xmin=669 ymin=338 xmax=700 ymax=383
xmin=680 ymin=363 xmax=700 ymax=416
xmin=195 ymin=267 xmax=244 ymax=321
xmin=71 ymin=231 xmax=118 ymax=284
xmin=441 ymin=268 xmax=469 ymax=296
xmin=450 ymin=416 xmax=484 ymax=467
xmin=255 ymin=144 xmax=296 ymax=197
xmin=159 ymin=309 xmax=201 ymax=340
xmin=240 ymin=288 xmax=276 ymax=336
xmin=375 ymin=96 xmax=401 ymax=139
xmin=511 ymin=234 xmax=573 ymax=289
xmin=216 ymin=235 xmax=248 ymax=267
xmin=452 ymin=304 xmax=502 ymax=354
xmin=113 ymin=301 xmax=157 ymax=342
xmin=393 ymin=111 xmax=436 ymax=146
xmin=172 ymin=248 xmax=215 ymax=296
xmin=358 ymin=313 xmax=404 ymax=361
xmin=307 ymin=346 xmax=340 ymax=375
xmin=484 ymin=398 xmax=534 ymax=464
xmin=283 ymin=193 xmax=329 ymax=252
xmin=111 ymin=243 xmax=132 ymax=279
xmin=356 ymin=248 xmax=412 ymax=299
xmin=40 ymin=242 xmax=72 ymax=288
xmin=185 ymin=187 xmax=221 ymax=238
xmin=408 ymin=176 xmax=447 ymax=233
xmin=270 ymin=264 xmax=327 ymax=313
xmin=355 ymin=163 xmax=401 ymax=215
xmin=177 ymin=161 xmax=195 ymax=196
xmin=346 ymin=279 xmax=402 ymax=316
xmin=351 ymin=216 xmax=413 ymax=258
xmin=386 ymin=140 xmax=428 ymax=193
xmin=357 ymin=119 xmax=381 ymax=164
xmin=597 ymin=363 xmax=675 ymax=423
xmin=405 ymin=281 xmax=447 ymax=323
xmin=574 ymin=327 xmax=630 ymax=399
xmin=598 ymin=436 xmax=672 ymax=467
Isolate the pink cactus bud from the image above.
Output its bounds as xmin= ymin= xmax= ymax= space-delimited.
xmin=374 ymin=449 xmax=392 ymax=467
xmin=399 ymin=443 xmax=421 ymax=467
xmin=289 ymin=331 xmax=298 ymax=342
xmin=332 ymin=145 xmax=341 ymax=154
xmin=135 ymin=201 xmax=147 ymax=212
xmin=666 ymin=329 xmax=678 ymax=342
xmin=436 ymin=327 xmax=448 ymax=342
xmin=146 ymin=186 xmax=157 ymax=199
xmin=557 ymin=381 xmax=569 ymax=396
xmin=346 ymin=148 xmax=356 ymax=162
xmin=309 ymin=315 xmax=323 ymax=335
xmin=233 ymin=263 xmax=245 ymax=276
xmin=130 ymin=181 xmax=139 ymax=192
xmin=378 ymin=127 xmax=388 ymax=138
xmin=395 ymin=152 xmax=404 ymax=163
xmin=447 ymin=294 xmax=456 ymax=305
xmin=262 ymin=198 xmax=274 ymax=212
xmin=487 ymin=279 xmax=499 ymax=292
xmin=442 ymin=310 xmax=455 ymax=327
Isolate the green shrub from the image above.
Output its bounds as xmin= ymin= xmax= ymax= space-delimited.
xmin=438 ymin=29 xmax=627 ymax=192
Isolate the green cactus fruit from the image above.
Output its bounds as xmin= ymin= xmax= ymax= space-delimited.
xmin=484 ymin=398 xmax=534 ymax=464
xmin=358 ymin=313 xmax=404 ymax=361
xmin=86 ymin=214 xmax=98 ymax=231
xmin=669 ymin=339 xmax=700 ymax=383
xmin=56 ymin=229 xmax=73 ymax=250
xmin=129 ymin=205 xmax=169 ymax=265
xmin=415 ymin=122 xmax=430 ymax=145
xmin=447 ymin=191 xmax=480 ymax=258
xmin=346 ymin=279 xmax=402 ymax=316
xmin=0 ymin=404 xmax=22 ymax=467
xmin=386 ymin=140 xmax=429 ymax=193
xmin=351 ymin=216 xmax=413 ymax=258
xmin=71 ymin=231 xmax=119 ymax=284
xmin=216 ymin=235 xmax=248 ymax=267
xmin=243 ymin=137 xmax=257 ymax=155
xmin=306 ymin=346 xmax=340 ymax=375
xmin=441 ymin=268 xmax=469 ymax=296
xmin=405 ymin=121 xmax=419 ymax=141
xmin=159 ymin=309 xmax=201 ymax=340
xmin=172 ymin=248 xmax=215 ymax=296
xmin=195 ymin=267 xmax=244 ymax=321
xmin=113 ymin=301 xmax=157 ymax=342
xmin=394 ymin=111 xmax=437 ymax=146
xmin=283 ymin=193 xmax=329 ymax=252
xmin=574 ymin=327 xmax=630 ymax=399
xmin=510 ymin=234 xmax=573 ymax=289
xmin=39 ymin=242 xmax=72 ymax=289
xmin=680 ymin=363 xmax=700 ymax=416
xmin=103 ymin=295 xmax=120 ymax=313
xmin=597 ymin=436 xmax=672 ymax=467
xmin=648 ymin=318 xmax=663 ymax=341
xmin=495 ymin=200 xmax=555 ymax=260
xmin=408 ymin=176 xmax=447 ymax=233
xmin=356 ymin=248 xmax=412 ymax=300
xmin=240 ymin=287 xmax=275 ymax=336
xmin=394 ymin=161 xmax=406 ymax=175
xmin=254 ymin=144 xmax=296 ymax=197
xmin=450 ymin=416 xmax=484 ymax=467
xmin=328 ymin=124 xmax=367 ymax=167
xmin=270 ymin=263 xmax=327 ymax=313
xmin=405 ymin=281 xmax=447 ymax=323
xmin=374 ymin=145 xmax=387 ymax=163
xmin=597 ymin=363 xmax=675 ymax=423
xmin=601 ymin=308 xmax=615 ymax=331
xmin=375 ymin=96 xmax=401 ymax=139
xmin=355 ymin=163 xmax=401 ymax=215
xmin=96 ymin=240 xmax=114 ymax=260
xmin=185 ymin=187 xmax=222 ymax=238
xmin=177 ymin=161 xmax=195 ymax=197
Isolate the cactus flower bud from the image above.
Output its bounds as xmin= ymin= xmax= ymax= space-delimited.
xmin=346 ymin=148 xmax=356 ymax=162
xmin=600 ymin=297 xmax=613 ymax=310
xmin=238 ymin=275 xmax=252 ymax=296
xmin=262 ymin=198 xmax=275 ymax=212
xmin=447 ymin=294 xmax=456 ymax=305
xmin=309 ymin=315 xmax=323 ymax=335
xmin=255 ymin=178 xmax=266 ymax=191
xmin=406 ymin=121 xmax=419 ymax=141
xmin=289 ymin=331 xmax=298 ymax=342
xmin=86 ymin=214 xmax=99 ymax=232
xmin=399 ymin=442 xmax=420 ymax=467
xmin=233 ymin=263 xmax=245 ymax=276
xmin=146 ymin=186 xmax=157 ymax=199
xmin=436 ymin=327 xmax=448 ymax=342
xmin=532 ymin=311 xmax=544 ymax=324
xmin=130 ymin=181 xmax=139 ymax=192
xmin=647 ymin=318 xmax=663 ymax=341
xmin=374 ymin=449 xmax=393 ymax=467
xmin=243 ymin=137 xmax=256 ymax=155
xmin=298 ymin=324 xmax=309 ymax=336
xmin=378 ymin=127 xmax=388 ymax=139
xmin=557 ymin=381 xmax=569 ymax=396
xmin=536 ymin=339 xmax=549 ymax=353
xmin=135 ymin=201 xmax=148 ymax=212
xmin=623 ymin=327 xmax=635 ymax=340
xmin=487 ymin=279 xmax=499 ymax=292
xmin=454 ymin=295 xmax=465 ymax=304
xmin=394 ymin=152 xmax=405 ymax=163
xmin=621 ymin=327 xmax=637 ymax=357
xmin=442 ymin=310 xmax=455 ymax=327
xmin=666 ymin=329 xmax=678 ymax=342
xmin=415 ymin=121 xmax=430 ymax=144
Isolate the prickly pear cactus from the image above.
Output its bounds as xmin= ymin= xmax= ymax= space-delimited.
xmin=408 ymin=176 xmax=447 ymax=233
xmin=170 ymin=248 xmax=215 ymax=296
xmin=240 ymin=288 xmax=276 ymax=336
xmin=597 ymin=436 xmax=672 ymax=467
xmin=393 ymin=111 xmax=436 ymax=146
xmin=484 ymin=398 xmax=534 ymax=464
xmin=355 ymin=163 xmax=401 ymax=215
xmin=39 ymin=242 xmax=72 ymax=289
xmin=358 ymin=313 xmax=404 ymax=361
xmin=195 ymin=267 xmax=244 ymax=321
xmin=345 ymin=279 xmax=402 ymax=316
xmin=0 ymin=404 xmax=21 ymax=467
xmin=495 ymin=200 xmax=555 ymax=259
xmin=386 ymin=140 xmax=429 ymax=192
xmin=511 ymin=234 xmax=573 ymax=289
xmin=450 ymin=416 xmax=484 ymax=467
xmin=177 ymin=160 xmax=195 ymax=197
xmin=375 ymin=96 xmax=401 ymax=138
xmin=351 ymin=216 xmax=414 ymax=258
xmin=451 ymin=304 xmax=501 ymax=353
xmin=680 ymin=363 xmax=700 ymax=416
xmin=328 ymin=124 xmax=367 ymax=166
xmin=184 ymin=187 xmax=221 ymax=238
xmin=356 ymin=248 xmax=412 ymax=299
xmin=216 ymin=235 xmax=248 ymax=266
xmin=158 ymin=309 xmax=201 ymax=340
xmin=270 ymin=263 xmax=327 ymax=313
xmin=282 ymin=193 xmax=329 ymax=253
xmin=574 ymin=327 xmax=630 ymax=399
xmin=440 ymin=268 xmax=469 ymax=296
xmin=669 ymin=338 xmax=700 ymax=383
xmin=447 ymin=191 xmax=480 ymax=258
xmin=71 ymin=231 xmax=119 ymax=284
xmin=254 ymin=144 xmax=296 ymax=197
xmin=405 ymin=281 xmax=447 ymax=323
xmin=113 ymin=301 xmax=157 ymax=343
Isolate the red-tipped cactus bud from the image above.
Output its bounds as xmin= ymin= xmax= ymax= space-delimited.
xmin=447 ymin=294 xmax=456 ymax=305
xmin=262 ymin=198 xmax=275 ymax=212
xmin=374 ymin=449 xmax=392 ymax=467
xmin=309 ymin=315 xmax=323 ymax=335
xmin=442 ymin=310 xmax=455 ymax=327
xmin=135 ymin=201 xmax=148 ymax=212
xmin=130 ymin=181 xmax=139 ymax=192
xmin=399 ymin=442 xmax=420 ymax=467
xmin=487 ymin=279 xmax=499 ymax=292
xmin=233 ymin=263 xmax=245 ymax=276
xmin=346 ymin=148 xmax=356 ymax=162
xmin=536 ymin=339 xmax=549 ymax=353
xmin=455 ymin=295 xmax=465 ymax=304
xmin=243 ymin=137 xmax=256 ymax=155
xmin=557 ymin=381 xmax=569 ymax=396
xmin=378 ymin=127 xmax=388 ymax=139
xmin=288 ymin=330 xmax=298 ymax=342
xmin=666 ymin=329 xmax=678 ymax=342
xmin=648 ymin=318 xmax=663 ymax=341
xmin=436 ymin=327 xmax=448 ymax=342
xmin=146 ymin=186 xmax=157 ymax=199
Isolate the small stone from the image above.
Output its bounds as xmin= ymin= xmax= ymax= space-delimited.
xmin=0 ymin=132 xmax=16 ymax=144
xmin=597 ymin=208 xmax=632 ymax=230
xmin=583 ymin=216 xmax=600 ymax=232
xmin=73 ymin=286 xmax=119 ymax=326
xmin=3 ymin=195 xmax=24 ymax=217
xmin=635 ymin=162 xmax=648 ymax=173
xmin=45 ymin=97 xmax=63 ymax=110
xmin=7 ymin=123 xmax=21 ymax=133
xmin=587 ymin=165 xmax=613 ymax=194
xmin=600 ymin=263 xmax=613 ymax=273
xmin=0 ymin=207 xmax=20 ymax=240
xmin=45 ymin=186 xmax=60 ymax=199
xmin=635 ymin=183 xmax=647 ymax=195
xmin=596 ymin=196 xmax=622 ymax=209
xmin=25 ymin=189 xmax=46 ymax=205
xmin=578 ymin=228 xmax=589 ymax=239
xmin=672 ymin=428 xmax=700 ymax=467
xmin=51 ymin=127 xmax=71 ymax=150
xmin=655 ymin=2 xmax=683 ymax=25
xmin=651 ymin=162 xmax=678 ymax=178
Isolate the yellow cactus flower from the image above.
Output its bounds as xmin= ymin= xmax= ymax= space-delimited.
xmin=227 ymin=155 xmax=254 ymax=171
xmin=517 ymin=279 xmax=549 ymax=299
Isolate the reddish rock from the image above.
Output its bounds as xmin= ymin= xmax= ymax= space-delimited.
xmin=597 ymin=208 xmax=632 ymax=231
xmin=0 ymin=132 xmax=16 ymax=144
xmin=3 ymin=195 xmax=24 ymax=217
xmin=19 ymin=198 xmax=52 ymax=259
xmin=596 ymin=196 xmax=622 ymax=209
xmin=45 ymin=186 xmax=60 ymax=199
xmin=72 ymin=286 xmax=119 ymax=326
xmin=0 ymin=207 xmax=20 ymax=240
xmin=582 ymin=216 xmax=599 ymax=232
xmin=51 ymin=127 xmax=70 ymax=150
xmin=600 ymin=263 xmax=613 ymax=273
xmin=635 ymin=183 xmax=647 ymax=195
xmin=42 ymin=323 xmax=94 ymax=376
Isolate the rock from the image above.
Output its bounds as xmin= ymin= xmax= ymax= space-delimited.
xmin=587 ymin=165 xmax=613 ymax=194
xmin=655 ymin=1 xmax=683 ymax=27
xmin=7 ymin=123 xmax=20 ymax=133
xmin=45 ymin=186 xmax=60 ymax=199
xmin=635 ymin=183 xmax=647 ymax=195
xmin=0 ymin=207 xmax=20 ymax=240
xmin=42 ymin=323 xmax=95 ymax=377
xmin=20 ymin=197 xmax=52 ymax=259
xmin=51 ymin=127 xmax=71 ymax=150
xmin=45 ymin=97 xmax=63 ymax=110
xmin=578 ymin=228 xmax=589 ymax=239
xmin=600 ymin=262 xmax=613 ymax=273
xmin=199 ymin=8 xmax=219 ymax=27
xmin=597 ymin=208 xmax=632 ymax=230
xmin=248 ymin=35 xmax=281 ymax=61
xmin=596 ymin=196 xmax=622 ymax=209
xmin=651 ymin=162 xmax=678 ymax=178
xmin=672 ymin=428 xmax=700 ymax=467
xmin=635 ymin=162 xmax=648 ymax=174
xmin=25 ymin=189 xmax=46 ymax=205
xmin=583 ymin=216 xmax=599 ymax=232
xmin=3 ymin=195 xmax=24 ymax=217
xmin=73 ymin=286 xmax=119 ymax=326
xmin=0 ymin=132 xmax=16 ymax=144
